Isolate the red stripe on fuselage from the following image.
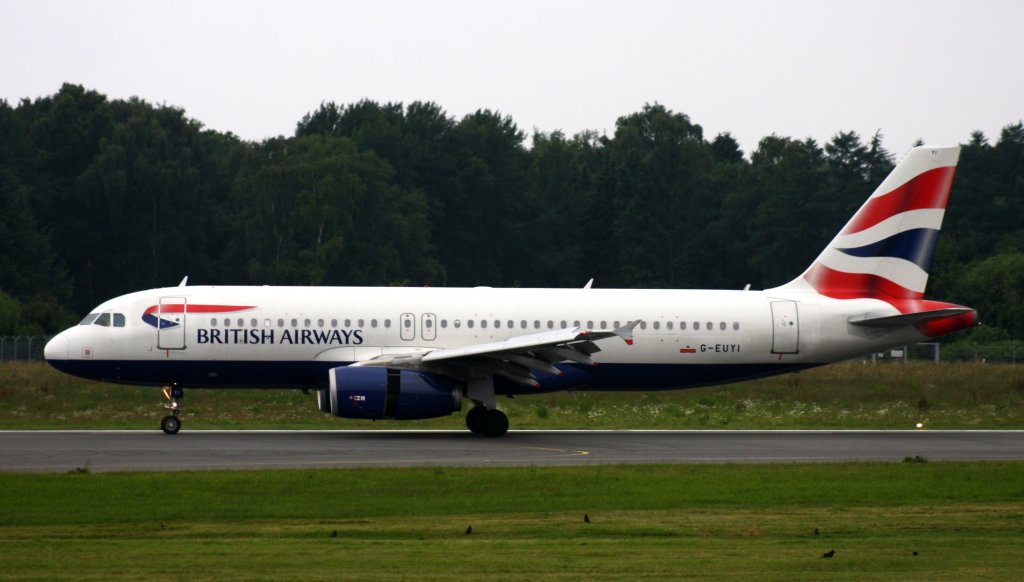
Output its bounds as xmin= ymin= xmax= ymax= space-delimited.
xmin=143 ymin=304 xmax=256 ymax=315
xmin=842 ymin=166 xmax=956 ymax=234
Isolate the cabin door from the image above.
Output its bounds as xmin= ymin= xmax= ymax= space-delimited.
xmin=157 ymin=296 xmax=187 ymax=350
xmin=770 ymin=301 xmax=799 ymax=354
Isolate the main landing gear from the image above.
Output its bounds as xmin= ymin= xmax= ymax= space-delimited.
xmin=465 ymin=405 xmax=509 ymax=437
xmin=160 ymin=385 xmax=183 ymax=434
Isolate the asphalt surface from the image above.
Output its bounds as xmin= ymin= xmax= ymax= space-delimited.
xmin=1 ymin=430 xmax=1022 ymax=472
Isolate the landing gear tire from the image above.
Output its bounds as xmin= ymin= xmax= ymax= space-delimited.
xmin=479 ymin=409 xmax=509 ymax=438
xmin=161 ymin=385 xmax=184 ymax=435
xmin=161 ymin=415 xmax=181 ymax=435
xmin=466 ymin=406 xmax=486 ymax=433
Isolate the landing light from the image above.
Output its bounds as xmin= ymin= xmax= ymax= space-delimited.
xmin=915 ymin=422 xmax=924 ymax=429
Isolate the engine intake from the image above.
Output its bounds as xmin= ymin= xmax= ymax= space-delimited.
xmin=317 ymin=367 xmax=462 ymax=420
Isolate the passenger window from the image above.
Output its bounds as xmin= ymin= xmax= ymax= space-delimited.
xmin=694 ymin=322 xmax=700 ymax=330
xmin=667 ymin=321 xmax=673 ymax=331
xmin=211 ymin=318 xmax=218 ymax=327
xmin=441 ymin=319 xmax=448 ymax=329
xmin=113 ymin=313 xmax=125 ymax=327
xmin=494 ymin=320 xmax=501 ymax=329
xmin=345 ymin=319 xmax=351 ymax=327
xmin=720 ymin=321 xmax=726 ymax=331
xmin=318 ymin=319 xmax=325 ymax=328
xmin=425 ymin=319 xmax=433 ymax=329
xmin=468 ymin=320 xmax=475 ymax=329
xmin=480 ymin=320 xmax=487 ymax=329
xmin=547 ymin=321 xmax=554 ymax=329
xmin=614 ymin=321 xmax=620 ymax=328
xmin=534 ymin=320 xmax=541 ymax=329
xmin=521 ymin=320 xmax=527 ymax=329
xmin=680 ymin=321 xmax=687 ymax=331
xmin=640 ymin=321 xmax=647 ymax=330
xmin=707 ymin=321 xmax=713 ymax=330
xmin=587 ymin=321 xmax=594 ymax=329
xmin=291 ymin=319 xmax=298 ymax=327
xmin=384 ymin=319 xmax=391 ymax=328
xmin=508 ymin=320 xmax=514 ymax=329
xmin=265 ymin=319 xmax=272 ymax=328
xmin=454 ymin=320 xmax=462 ymax=329
xmin=560 ymin=321 xmax=567 ymax=329
xmin=371 ymin=319 xmax=378 ymax=328
xmin=653 ymin=321 xmax=660 ymax=330
xmin=600 ymin=321 xmax=607 ymax=329
xmin=304 ymin=319 xmax=311 ymax=327
xmin=236 ymin=318 xmax=243 ymax=327
xmin=251 ymin=318 xmax=258 ymax=327
xmin=358 ymin=319 xmax=365 ymax=327
xmin=573 ymin=320 xmax=581 ymax=328
xmin=733 ymin=322 xmax=740 ymax=331
xmin=278 ymin=319 xmax=285 ymax=328
xmin=331 ymin=319 xmax=338 ymax=327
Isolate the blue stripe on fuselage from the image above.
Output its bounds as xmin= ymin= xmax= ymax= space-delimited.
xmin=45 ymin=358 xmax=818 ymax=393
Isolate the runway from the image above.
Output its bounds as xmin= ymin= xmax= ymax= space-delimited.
xmin=2 ymin=430 xmax=1023 ymax=473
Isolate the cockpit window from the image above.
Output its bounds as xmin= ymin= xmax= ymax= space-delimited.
xmin=79 ymin=313 xmax=100 ymax=326
xmin=79 ymin=312 xmax=126 ymax=327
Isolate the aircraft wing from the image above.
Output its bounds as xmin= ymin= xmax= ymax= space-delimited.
xmin=352 ymin=321 xmax=640 ymax=387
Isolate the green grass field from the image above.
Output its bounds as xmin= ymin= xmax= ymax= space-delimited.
xmin=2 ymin=361 xmax=1022 ymax=430
xmin=1 ymin=463 xmax=1023 ymax=580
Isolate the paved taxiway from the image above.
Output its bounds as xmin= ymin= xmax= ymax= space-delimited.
xmin=2 ymin=430 xmax=1022 ymax=472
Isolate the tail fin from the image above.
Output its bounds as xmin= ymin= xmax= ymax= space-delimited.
xmin=775 ymin=145 xmax=960 ymax=301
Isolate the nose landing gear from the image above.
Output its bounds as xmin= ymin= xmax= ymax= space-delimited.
xmin=160 ymin=386 xmax=183 ymax=434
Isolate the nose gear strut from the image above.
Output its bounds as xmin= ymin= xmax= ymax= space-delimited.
xmin=160 ymin=385 xmax=183 ymax=434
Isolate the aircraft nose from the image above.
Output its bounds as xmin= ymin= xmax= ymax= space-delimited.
xmin=44 ymin=333 xmax=69 ymax=362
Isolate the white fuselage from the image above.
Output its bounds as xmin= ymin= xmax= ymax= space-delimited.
xmin=45 ymin=285 xmax=921 ymax=392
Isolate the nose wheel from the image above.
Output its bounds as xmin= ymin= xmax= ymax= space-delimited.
xmin=161 ymin=386 xmax=183 ymax=434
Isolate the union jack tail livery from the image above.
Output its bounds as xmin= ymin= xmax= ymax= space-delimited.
xmin=774 ymin=145 xmax=975 ymax=336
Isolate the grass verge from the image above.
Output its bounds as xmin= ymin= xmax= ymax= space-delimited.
xmin=2 ymin=361 xmax=1022 ymax=429
xmin=1 ymin=463 xmax=1023 ymax=580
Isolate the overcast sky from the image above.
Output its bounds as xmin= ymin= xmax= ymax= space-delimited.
xmin=3 ymin=0 xmax=1022 ymax=157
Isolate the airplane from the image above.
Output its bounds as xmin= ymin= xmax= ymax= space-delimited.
xmin=44 ymin=145 xmax=977 ymax=437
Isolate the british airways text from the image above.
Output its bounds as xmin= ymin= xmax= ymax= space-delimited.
xmin=196 ymin=328 xmax=364 ymax=345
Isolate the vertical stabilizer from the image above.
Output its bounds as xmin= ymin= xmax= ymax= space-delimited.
xmin=773 ymin=146 xmax=960 ymax=301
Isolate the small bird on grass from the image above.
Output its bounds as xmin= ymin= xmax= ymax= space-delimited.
xmin=330 ymin=530 xmax=337 ymax=538
xmin=814 ymin=528 xmax=820 ymax=536
xmin=584 ymin=514 xmax=591 ymax=524
xmin=822 ymin=550 xmax=835 ymax=558
xmin=913 ymin=551 xmax=918 ymax=556
xmin=465 ymin=526 xmax=473 ymax=535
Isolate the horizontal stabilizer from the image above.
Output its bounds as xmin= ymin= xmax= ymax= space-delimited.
xmin=848 ymin=308 xmax=973 ymax=328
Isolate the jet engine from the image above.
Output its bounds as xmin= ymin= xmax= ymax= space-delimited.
xmin=317 ymin=366 xmax=462 ymax=420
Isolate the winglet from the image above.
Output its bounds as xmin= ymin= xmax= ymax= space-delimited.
xmin=613 ymin=320 xmax=641 ymax=345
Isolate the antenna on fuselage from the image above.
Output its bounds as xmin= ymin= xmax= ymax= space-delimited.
xmin=178 ymin=276 xmax=189 ymax=287
xmin=583 ymin=278 xmax=594 ymax=290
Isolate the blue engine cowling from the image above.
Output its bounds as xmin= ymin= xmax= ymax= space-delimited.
xmin=317 ymin=367 xmax=462 ymax=420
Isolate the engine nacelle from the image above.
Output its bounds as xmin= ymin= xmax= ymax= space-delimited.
xmin=317 ymin=366 xmax=462 ymax=420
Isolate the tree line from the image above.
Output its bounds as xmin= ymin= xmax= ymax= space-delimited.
xmin=1 ymin=83 xmax=1022 ymax=342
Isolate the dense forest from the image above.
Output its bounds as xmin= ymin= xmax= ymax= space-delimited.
xmin=1 ymin=84 xmax=1022 ymax=344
